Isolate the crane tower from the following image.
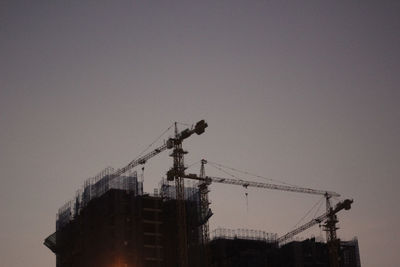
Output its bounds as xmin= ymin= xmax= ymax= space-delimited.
xmin=166 ymin=121 xmax=208 ymax=267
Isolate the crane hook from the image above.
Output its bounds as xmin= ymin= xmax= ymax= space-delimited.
xmin=245 ymin=192 xmax=249 ymax=213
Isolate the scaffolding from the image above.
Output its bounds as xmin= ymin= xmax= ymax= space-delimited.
xmin=341 ymin=237 xmax=361 ymax=267
xmin=56 ymin=167 xmax=143 ymax=230
xmin=210 ymin=227 xmax=277 ymax=243
xmin=159 ymin=178 xmax=200 ymax=201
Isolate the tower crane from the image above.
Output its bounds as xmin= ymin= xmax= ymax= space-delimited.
xmin=198 ymin=159 xmax=213 ymax=266
xmin=116 ymin=120 xmax=207 ymax=267
xmin=184 ymin=160 xmax=339 ymax=242
xmin=277 ymin=198 xmax=353 ymax=267
xmin=277 ymin=197 xmax=352 ymax=245
xmin=183 ymin=168 xmax=341 ymax=241
xmin=113 ymin=120 xmax=208 ymax=267
xmin=165 ymin=120 xmax=208 ymax=267
xmin=182 ymin=160 xmax=352 ymax=267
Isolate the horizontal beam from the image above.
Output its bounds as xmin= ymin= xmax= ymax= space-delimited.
xmin=184 ymin=173 xmax=340 ymax=197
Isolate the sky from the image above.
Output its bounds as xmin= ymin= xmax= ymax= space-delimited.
xmin=0 ymin=1 xmax=399 ymax=266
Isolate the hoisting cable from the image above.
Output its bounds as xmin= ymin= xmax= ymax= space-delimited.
xmin=140 ymin=166 xmax=145 ymax=183
xmin=185 ymin=160 xmax=201 ymax=171
xmin=314 ymin=198 xmax=325 ymax=241
xmin=133 ymin=123 xmax=174 ymax=161
xmin=208 ymin=162 xmax=251 ymax=213
xmin=207 ymin=160 xmax=300 ymax=187
xmin=208 ymin=162 xmax=243 ymax=181
xmin=245 ymin=191 xmax=249 ymax=213
xmin=313 ymin=196 xmax=325 ymax=218
xmin=176 ymin=121 xmax=192 ymax=127
xmin=290 ymin=196 xmax=324 ymax=232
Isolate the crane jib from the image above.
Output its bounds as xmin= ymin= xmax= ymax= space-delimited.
xmin=183 ymin=173 xmax=340 ymax=197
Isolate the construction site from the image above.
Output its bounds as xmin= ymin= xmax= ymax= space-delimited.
xmin=44 ymin=120 xmax=361 ymax=267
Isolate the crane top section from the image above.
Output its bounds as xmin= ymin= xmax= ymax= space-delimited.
xmin=115 ymin=120 xmax=207 ymax=178
xmin=183 ymin=173 xmax=340 ymax=198
xmin=276 ymin=198 xmax=353 ymax=245
xmin=332 ymin=198 xmax=352 ymax=212
xmin=172 ymin=120 xmax=208 ymax=144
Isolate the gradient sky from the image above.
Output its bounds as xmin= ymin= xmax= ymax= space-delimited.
xmin=1 ymin=1 xmax=399 ymax=266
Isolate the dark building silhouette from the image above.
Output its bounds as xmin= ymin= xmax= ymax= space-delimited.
xmin=209 ymin=234 xmax=361 ymax=267
xmin=44 ymin=168 xmax=204 ymax=267
xmin=44 ymin=167 xmax=361 ymax=267
xmin=340 ymin=239 xmax=361 ymax=267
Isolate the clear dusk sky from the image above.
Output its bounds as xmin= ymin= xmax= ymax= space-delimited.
xmin=1 ymin=1 xmax=399 ymax=266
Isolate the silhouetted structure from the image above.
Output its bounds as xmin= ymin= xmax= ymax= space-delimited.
xmin=209 ymin=235 xmax=361 ymax=267
xmin=44 ymin=168 xmax=360 ymax=267
xmin=340 ymin=239 xmax=361 ymax=267
xmin=44 ymin=169 xmax=204 ymax=267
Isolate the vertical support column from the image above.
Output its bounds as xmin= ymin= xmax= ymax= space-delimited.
xmin=199 ymin=159 xmax=211 ymax=266
xmin=172 ymin=123 xmax=189 ymax=267
xmin=324 ymin=194 xmax=339 ymax=267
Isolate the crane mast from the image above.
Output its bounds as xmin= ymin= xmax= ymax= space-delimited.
xmin=198 ymin=159 xmax=212 ymax=266
xmin=166 ymin=120 xmax=208 ymax=267
xmin=172 ymin=122 xmax=189 ymax=267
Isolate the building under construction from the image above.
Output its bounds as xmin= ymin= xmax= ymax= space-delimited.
xmin=44 ymin=120 xmax=361 ymax=266
xmin=44 ymin=167 xmax=360 ymax=267
xmin=45 ymin=168 xmax=207 ymax=267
